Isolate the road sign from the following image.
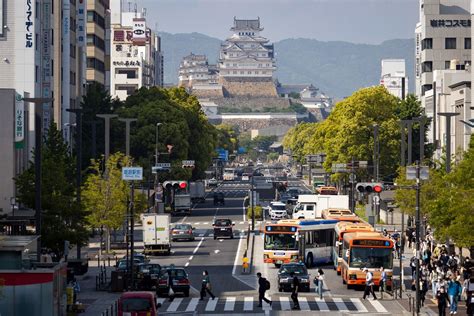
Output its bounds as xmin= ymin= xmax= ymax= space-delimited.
xmin=406 ymin=166 xmax=429 ymax=180
xmin=182 ymin=160 xmax=195 ymax=168
xmin=349 ymin=174 xmax=357 ymax=183
xmin=152 ymin=163 xmax=171 ymax=173
xmin=332 ymin=163 xmax=348 ymax=173
xmin=122 ymin=167 xmax=143 ymax=181
xmin=373 ymin=195 xmax=380 ymax=205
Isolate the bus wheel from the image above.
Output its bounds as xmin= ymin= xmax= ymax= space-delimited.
xmin=347 ymin=284 xmax=353 ymax=290
xmin=305 ymin=254 xmax=313 ymax=268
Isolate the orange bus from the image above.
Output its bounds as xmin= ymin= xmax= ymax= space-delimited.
xmin=316 ymin=186 xmax=338 ymax=195
xmin=322 ymin=208 xmax=361 ymax=223
xmin=332 ymin=221 xmax=374 ymax=274
xmin=340 ymin=231 xmax=393 ymax=289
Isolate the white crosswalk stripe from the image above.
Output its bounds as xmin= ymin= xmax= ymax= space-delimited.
xmin=159 ymin=296 xmax=387 ymax=313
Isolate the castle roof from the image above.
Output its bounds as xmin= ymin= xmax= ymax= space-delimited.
xmin=231 ymin=17 xmax=263 ymax=31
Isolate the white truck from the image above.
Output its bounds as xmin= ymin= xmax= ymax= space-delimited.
xmin=142 ymin=214 xmax=171 ymax=255
xmin=173 ymin=194 xmax=191 ymax=214
xmin=189 ymin=181 xmax=206 ymax=203
xmin=292 ymin=194 xmax=349 ymax=219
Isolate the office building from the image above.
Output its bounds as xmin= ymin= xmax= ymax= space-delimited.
xmin=380 ymin=59 xmax=408 ymax=99
xmin=86 ymin=0 xmax=108 ymax=86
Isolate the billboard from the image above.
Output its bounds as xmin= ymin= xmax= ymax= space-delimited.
xmin=132 ymin=18 xmax=146 ymax=45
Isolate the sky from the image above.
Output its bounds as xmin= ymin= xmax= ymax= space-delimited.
xmin=135 ymin=0 xmax=419 ymax=44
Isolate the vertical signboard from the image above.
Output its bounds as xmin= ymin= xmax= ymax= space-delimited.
xmin=25 ymin=0 xmax=34 ymax=48
xmin=0 ymin=0 xmax=4 ymax=36
xmin=42 ymin=0 xmax=52 ymax=131
xmin=132 ymin=18 xmax=146 ymax=45
xmin=15 ymin=93 xmax=25 ymax=148
xmin=76 ymin=0 xmax=87 ymax=95
xmin=62 ymin=1 xmax=71 ymax=134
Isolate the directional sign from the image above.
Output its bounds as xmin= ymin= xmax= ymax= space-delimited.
xmin=406 ymin=166 xmax=429 ymax=180
xmin=182 ymin=160 xmax=195 ymax=166
xmin=122 ymin=167 xmax=143 ymax=181
xmin=332 ymin=163 xmax=349 ymax=173
xmin=152 ymin=163 xmax=171 ymax=173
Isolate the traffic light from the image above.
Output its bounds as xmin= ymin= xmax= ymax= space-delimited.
xmin=356 ymin=182 xmax=383 ymax=194
xmin=163 ymin=181 xmax=188 ymax=190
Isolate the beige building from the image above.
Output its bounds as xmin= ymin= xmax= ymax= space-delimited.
xmin=86 ymin=0 xmax=108 ymax=86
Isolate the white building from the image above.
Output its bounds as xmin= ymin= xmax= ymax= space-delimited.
xmin=380 ymin=59 xmax=408 ymax=99
xmin=178 ymin=53 xmax=218 ymax=88
xmin=218 ymin=17 xmax=276 ymax=79
xmin=414 ymin=0 xmax=471 ymax=143
xmin=109 ymin=1 xmax=162 ymax=100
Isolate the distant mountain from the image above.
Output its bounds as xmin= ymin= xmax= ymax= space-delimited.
xmin=159 ymin=32 xmax=414 ymax=98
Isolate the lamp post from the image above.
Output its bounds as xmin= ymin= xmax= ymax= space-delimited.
xmin=154 ymin=123 xmax=162 ymax=212
xmin=118 ymin=118 xmax=137 ymax=157
xmin=437 ymin=112 xmax=460 ymax=173
xmin=22 ymin=97 xmax=53 ymax=262
xmin=96 ymin=114 xmax=118 ymax=161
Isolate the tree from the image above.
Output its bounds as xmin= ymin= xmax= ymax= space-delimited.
xmin=215 ymin=124 xmax=239 ymax=153
xmin=15 ymin=124 xmax=88 ymax=257
xmin=82 ymin=152 xmax=131 ymax=253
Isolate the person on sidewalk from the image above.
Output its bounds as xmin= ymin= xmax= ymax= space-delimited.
xmin=447 ymin=275 xmax=462 ymax=314
xmin=257 ymin=272 xmax=272 ymax=307
xmin=290 ymin=272 xmax=300 ymax=310
xmin=362 ymin=268 xmax=377 ymax=300
xmin=315 ymin=268 xmax=324 ymax=299
xmin=436 ymin=285 xmax=449 ymax=316
xmin=200 ymin=270 xmax=216 ymax=301
xmin=379 ymin=267 xmax=387 ymax=294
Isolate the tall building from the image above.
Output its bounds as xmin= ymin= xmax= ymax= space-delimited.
xmin=108 ymin=0 xmax=163 ymax=100
xmin=86 ymin=0 xmax=108 ymax=86
xmin=0 ymin=0 xmax=86 ymax=214
xmin=218 ymin=17 xmax=277 ymax=97
xmin=380 ymin=59 xmax=408 ymax=99
xmin=414 ymin=0 xmax=471 ymax=143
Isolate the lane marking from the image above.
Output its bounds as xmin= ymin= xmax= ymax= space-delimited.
xmin=299 ymin=297 xmax=310 ymax=310
xmin=185 ymin=298 xmax=199 ymax=312
xmin=188 ymin=256 xmax=193 ymax=260
xmin=232 ymin=230 xmax=244 ymax=275
xmin=199 ymin=234 xmax=204 ymax=237
xmin=224 ymin=297 xmax=236 ymax=311
xmin=332 ymin=297 xmax=349 ymax=311
xmin=195 ymin=222 xmax=200 ymax=225
xmin=184 ymin=262 xmax=189 ymax=267
xmin=244 ymin=297 xmax=253 ymax=311
xmin=157 ymin=298 xmax=166 ymax=305
xmin=315 ymin=297 xmax=329 ymax=311
xmin=279 ymin=296 xmax=291 ymax=310
xmin=203 ymin=222 xmax=209 ymax=225
xmin=193 ymin=237 xmax=204 ymax=254
xmin=350 ymin=298 xmax=368 ymax=313
xmin=167 ymin=298 xmax=182 ymax=312
xmin=239 ymin=221 xmax=244 ymax=225
xmin=214 ymin=250 xmax=220 ymax=254
xmin=369 ymin=298 xmax=387 ymax=313
xmin=205 ymin=297 xmax=218 ymax=311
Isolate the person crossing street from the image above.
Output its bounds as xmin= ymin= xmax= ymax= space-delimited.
xmin=257 ymin=272 xmax=272 ymax=307
xmin=200 ymin=270 xmax=216 ymax=301
xmin=290 ymin=272 xmax=300 ymax=310
xmin=362 ymin=268 xmax=377 ymax=300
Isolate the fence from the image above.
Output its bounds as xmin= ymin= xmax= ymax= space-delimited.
xmin=95 ymin=256 xmax=119 ymax=291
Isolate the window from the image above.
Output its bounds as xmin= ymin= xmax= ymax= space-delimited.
xmin=445 ymin=61 xmax=451 ymax=69
xmin=70 ymin=44 xmax=76 ymax=58
xmin=421 ymin=38 xmax=432 ymax=50
xmin=445 ymin=38 xmax=456 ymax=49
xmin=87 ymin=58 xmax=105 ymax=73
xmin=421 ymin=84 xmax=433 ymax=96
xmin=35 ymin=65 xmax=38 ymax=83
xmin=247 ymin=71 xmax=251 ymax=74
xmin=70 ymin=71 xmax=76 ymax=85
xmin=87 ymin=11 xmax=105 ymax=29
xmin=421 ymin=61 xmax=433 ymax=73
xmin=86 ymin=34 xmax=105 ymax=51
xmin=465 ymin=38 xmax=471 ymax=49
xmin=117 ymin=69 xmax=138 ymax=79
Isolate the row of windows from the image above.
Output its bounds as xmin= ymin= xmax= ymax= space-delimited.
xmin=421 ymin=60 xmax=471 ymax=73
xmin=87 ymin=58 xmax=105 ymax=73
xmin=87 ymin=34 xmax=105 ymax=51
xmin=224 ymin=63 xmax=270 ymax=67
xmin=222 ymin=70 xmax=270 ymax=75
xmin=239 ymin=32 xmax=255 ymax=36
xmin=87 ymin=11 xmax=106 ymax=29
xmin=421 ymin=37 xmax=471 ymax=50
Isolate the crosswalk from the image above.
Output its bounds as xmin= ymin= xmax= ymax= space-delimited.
xmin=156 ymin=296 xmax=389 ymax=314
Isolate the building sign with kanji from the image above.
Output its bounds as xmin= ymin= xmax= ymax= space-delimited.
xmin=25 ymin=0 xmax=34 ymax=48
xmin=15 ymin=93 xmax=24 ymax=143
xmin=112 ymin=60 xmax=141 ymax=67
xmin=430 ymin=19 xmax=471 ymax=28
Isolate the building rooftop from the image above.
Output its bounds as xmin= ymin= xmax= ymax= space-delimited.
xmin=231 ymin=17 xmax=263 ymax=31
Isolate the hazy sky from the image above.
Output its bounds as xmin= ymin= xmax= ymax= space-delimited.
xmin=136 ymin=0 xmax=419 ymax=44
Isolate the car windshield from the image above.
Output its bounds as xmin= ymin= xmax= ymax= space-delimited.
xmin=272 ymin=205 xmax=286 ymax=211
xmin=140 ymin=265 xmax=160 ymax=274
xmin=122 ymin=298 xmax=152 ymax=312
xmin=350 ymin=247 xmax=393 ymax=269
xmin=215 ymin=219 xmax=231 ymax=226
xmin=280 ymin=265 xmax=307 ymax=275
xmin=174 ymin=225 xmax=190 ymax=230
xmin=162 ymin=269 xmax=187 ymax=279
xmin=264 ymin=233 xmax=298 ymax=250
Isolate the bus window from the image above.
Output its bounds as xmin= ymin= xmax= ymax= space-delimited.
xmin=350 ymin=247 xmax=392 ymax=269
xmin=264 ymin=234 xmax=298 ymax=250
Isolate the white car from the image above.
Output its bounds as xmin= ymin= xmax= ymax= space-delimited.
xmin=207 ymin=178 xmax=218 ymax=187
xmin=269 ymin=202 xmax=288 ymax=221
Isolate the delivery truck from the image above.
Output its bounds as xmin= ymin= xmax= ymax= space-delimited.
xmin=142 ymin=214 xmax=171 ymax=255
xmin=173 ymin=194 xmax=191 ymax=214
xmin=292 ymin=194 xmax=349 ymax=219
xmin=189 ymin=181 xmax=206 ymax=203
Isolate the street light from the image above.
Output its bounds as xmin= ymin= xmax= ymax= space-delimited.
xmin=22 ymin=97 xmax=53 ymax=262
xmin=437 ymin=112 xmax=460 ymax=173
xmin=154 ymin=123 xmax=162 ymax=212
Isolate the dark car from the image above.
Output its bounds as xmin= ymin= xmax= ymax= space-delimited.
xmin=277 ymin=263 xmax=311 ymax=292
xmin=157 ymin=266 xmax=190 ymax=297
xmin=213 ymin=192 xmax=225 ymax=206
xmin=213 ymin=218 xmax=234 ymax=239
xmin=286 ymin=187 xmax=300 ymax=199
xmin=116 ymin=258 xmax=141 ymax=273
xmin=136 ymin=263 xmax=161 ymax=290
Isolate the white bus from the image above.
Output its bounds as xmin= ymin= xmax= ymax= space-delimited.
xmin=223 ymin=168 xmax=236 ymax=181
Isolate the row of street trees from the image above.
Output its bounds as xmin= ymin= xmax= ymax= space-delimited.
xmin=14 ymin=86 xmax=233 ymax=257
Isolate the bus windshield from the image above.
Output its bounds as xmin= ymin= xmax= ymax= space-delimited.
xmin=350 ymin=247 xmax=392 ymax=269
xmin=264 ymin=233 xmax=298 ymax=250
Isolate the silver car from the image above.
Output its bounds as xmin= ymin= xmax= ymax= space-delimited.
xmin=171 ymin=224 xmax=195 ymax=241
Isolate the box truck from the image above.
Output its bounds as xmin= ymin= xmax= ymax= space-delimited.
xmin=142 ymin=214 xmax=171 ymax=255
xmin=189 ymin=181 xmax=206 ymax=203
xmin=292 ymin=194 xmax=349 ymax=219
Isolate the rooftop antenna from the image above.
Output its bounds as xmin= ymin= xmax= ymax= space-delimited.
xmin=134 ymin=3 xmax=138 ymax=17
xmin=128 ymin=1 xmax=131 ymax=12
xmin=143 ymin=8 xmax=147 ymax=17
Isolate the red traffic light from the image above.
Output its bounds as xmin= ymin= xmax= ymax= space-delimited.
xmin=374 ymin=185 xmax=383 ymax=193
xmin=179 ymin=181 xmax=187 ymax=189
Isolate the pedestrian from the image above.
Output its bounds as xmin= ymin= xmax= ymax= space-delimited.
xmin=362 ymin=268 xmax=377 ymax=300
xmin=168 ymin=272 xmax=175 ymax=302
xmin=447 ymin=275 xmax=462 ymax=314
xmin=379 ymin=267 xmax=387 ymax=294
xmin=72 ymin=278 xmax=80 ymax=304
xmin=436 ymin=286 xmax=449 ymax=316
xmin=290 ymin=272 xmax=300 ymax=310
xmin=200 ymin=270 xmax=216 ymax=301
xmin=420 ymin=278 xmax=428 ymax=307
xmin=315 ymin=268 xmax=324 ymax=299
xmin=257 ymin=272 xmax=272 ymax=307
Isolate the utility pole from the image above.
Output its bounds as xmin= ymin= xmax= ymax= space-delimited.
xmin=96 ymin=114 xmax=118 ymax=161
xmin=407 ymin=123 xmax=413 ymax=165
xmin=350 ymin=157 xmax=356 ymax=213
xmin=129 ymin=182 xmax=135 ymax=289
xmin=437 ymin=112 xmax=460 ymax=173
xmin=415 ymin=161 xmax=421 ymax=315
xmin=67 ymin=108 xmax=83 ymax=259
xmin=118 ymin=118 xmax=137 ymax=156
xmin=372 ymin=124 xmax=379 ymax=181
xmin=154 ymin=123 xmax=162 ymax=212
xmin=399 ymin=121 xmax=406 ymax=299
